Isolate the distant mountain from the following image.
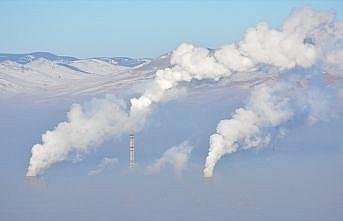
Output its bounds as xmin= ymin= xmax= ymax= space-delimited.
xmin=0 ymin=52 xmax=78 ymax=64
xmin=0 ymin=52 xmax=151 ymax=68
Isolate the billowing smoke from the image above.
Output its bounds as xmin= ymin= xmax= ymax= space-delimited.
xmin=27 ymin=96 xmax=147 ymax=176
xmin=88 ymin=157 xmax=118 ymax=176
xmin=145 ymin=141 xmax=193 ymax=177
xmin=131 ymin=6 xmax=342 ymax=110
xmin=203 ymin=84 xmax=293 ymax=177
xmin=203 ymin=79 xmax=338 ymax=177
xmin=27 ymin=6 xmax=342 ymax=176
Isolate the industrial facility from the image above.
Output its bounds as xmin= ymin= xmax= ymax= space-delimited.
xmin=129 ymin=130 xmax=135 ymax=169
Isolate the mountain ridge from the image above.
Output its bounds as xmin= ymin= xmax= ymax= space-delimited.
xmin=0 ymin=51 xmax=151 ymax=67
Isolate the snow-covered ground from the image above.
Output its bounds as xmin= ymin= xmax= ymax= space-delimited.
xmin=0 ymin=51 xmax=284 ymax=103
xmin=0 ymin=52 xmax=160 ymax=99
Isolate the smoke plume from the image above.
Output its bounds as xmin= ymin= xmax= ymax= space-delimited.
xmin=131 ymin=6 xmax=342 ymax=111
xmin=145 ymin=141 xmax=193 ymax=177
xmin=203 ymin=78 xmax=339 ymax=177
xmin=27 ymin=96 xmax=146 ymax=176
xmin=203 ymin=84 xmax=294 ymax=177
xmin=27 ymin=6 xmax=342 ymax=176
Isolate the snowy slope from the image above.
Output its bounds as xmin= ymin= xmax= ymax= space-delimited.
xmin=0 ymin=52 xmax=157 ymax=99
xmin=0 ymin=51 xmax=281 ymax=101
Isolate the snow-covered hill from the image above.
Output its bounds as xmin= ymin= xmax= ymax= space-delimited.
xmin=0 ymin=51 xmax=279 ymax=101
xmin=0 ymin=52 xmax=162 ymax=99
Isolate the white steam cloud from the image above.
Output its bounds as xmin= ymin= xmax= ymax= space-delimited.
xmin=131 ymin=6 xmax=342 ymax=111
xmin=27 ymin=6 xmax=342 ymax=176
xmin=145 ymin=141 xmax=193 ymax=177
xmin=88 ymin=157 xmax=118 ymax=176
xmin=27 ymin=96 xmax=147 ymax=176
xmin=203 ymin=84 xmax=293 ymax=177
xmin=203 ymin=78 xmax=337 ymax=177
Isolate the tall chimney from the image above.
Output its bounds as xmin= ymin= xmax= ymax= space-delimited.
xmin=129 ymin=130 xmax=135 ymax=169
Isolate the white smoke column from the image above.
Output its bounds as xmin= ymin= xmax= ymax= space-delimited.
xmin=145 ymin=141 xmax=193 ymax=177
xmin=203 ymin=84 xmax=293 ymax=177
xmin=130 ymin=43 xmax=231 ymax=113
xmin=26 ymin=96 xmax=146 ymax=176
xmin=88 ymin=157 xmax=118 ymax=176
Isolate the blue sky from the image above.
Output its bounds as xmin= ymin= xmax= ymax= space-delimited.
xmin=0 ymin=0 xmax=342 ymax=58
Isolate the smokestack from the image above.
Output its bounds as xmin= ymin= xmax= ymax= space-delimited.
xmin=129 ymin=130 xmax=135 ymax=169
